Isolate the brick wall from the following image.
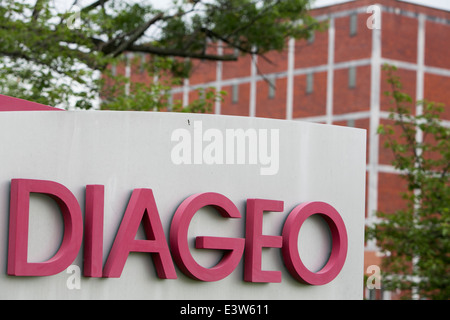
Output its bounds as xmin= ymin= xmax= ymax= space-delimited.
xmin=334 ymin=65 xmax=371 ymax=114
xmin=335 ymin=13 xmax=372 ymax=63
xmin=382 ymin=12 xmax=418 ymax=63
xmin=424 ymin=73 xmax=450 ymax=119
xmin=293 ymin=72 xmax=327 ymax=118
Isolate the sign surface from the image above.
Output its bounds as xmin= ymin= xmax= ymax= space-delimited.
xmin=0 ymin=111 xmax=366 ymax=299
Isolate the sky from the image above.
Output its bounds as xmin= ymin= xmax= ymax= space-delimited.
xmin=54 ymin=0 xmax=450 ymax=13
xmin=313 ymin=0 xmax=450 ymax=11
xmin=145 ymin=0 xmax=450 ymax=12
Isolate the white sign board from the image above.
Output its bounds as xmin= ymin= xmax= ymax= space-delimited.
xmin=0 ymin=111 xmax=366 ymax=299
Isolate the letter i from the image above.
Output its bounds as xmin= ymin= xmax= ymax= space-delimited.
xmin=84 ymin=185 xmax=105 ymax=277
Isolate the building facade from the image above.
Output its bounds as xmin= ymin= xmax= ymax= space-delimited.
xmin=121 ymin=0 xmax=450 ymax=299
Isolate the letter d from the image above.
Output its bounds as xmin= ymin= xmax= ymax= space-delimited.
xmin=8 ymin=179 xmax=83 ymax=276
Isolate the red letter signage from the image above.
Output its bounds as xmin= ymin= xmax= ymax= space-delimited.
xmin=8 ymin=179 xmax=83 ymax=276
xmin=170 ymin=193 xmax=245 ymax=281
xmin=84 ymin=185 xmax=105 ymax=277
xmin=244 ymin=199 xmax=283 ymax=283
xmin=282 ymin=201 xmax=348 ymax=285
xmin=6 ymin=179 xmax=349 ymax=286
xmin=103 ymin=188 xmax=177 ymax=279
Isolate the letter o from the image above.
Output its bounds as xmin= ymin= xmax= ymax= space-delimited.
xmin=282 ymin=202 xmax=348 ymax=285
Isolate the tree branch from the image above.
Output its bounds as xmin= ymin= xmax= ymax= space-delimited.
xmin=81 ymin=0 xmax=111 ymax=13
xmin=225 ymin=0 xmax=282 ymax=38
xmin=110 ymin=12 xmax=164 ymax=57
xmin=31 ymin=0 xmax=47 ymax=21
xmin=128 ymin=44 xmax=238 ymax=61
xmin=200 ymin=27 xmax=258 ymax=56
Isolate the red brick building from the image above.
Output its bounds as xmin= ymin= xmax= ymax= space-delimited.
xmin=118 ymin=0 xmax=450 ymax=299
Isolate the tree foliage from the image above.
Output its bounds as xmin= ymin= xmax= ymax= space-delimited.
xmin=100 ymin=54 xmax=226 ymax=113
xmin=0 ymin=0 xmax=321 ymax=109
xmin=367 ymin=65 xmax=450 ymax=299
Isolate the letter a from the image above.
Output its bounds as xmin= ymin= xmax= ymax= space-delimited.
xmin=366 ymin=5 xmax=381 ymax=30
xmin=366 ymin=265 xmax=381 ymax=289
xmin=103 ymin=188 xmax=177 ymax=279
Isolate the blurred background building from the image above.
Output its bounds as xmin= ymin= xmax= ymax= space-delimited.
xmin=122 ymin=0 xmax=450 ymax=299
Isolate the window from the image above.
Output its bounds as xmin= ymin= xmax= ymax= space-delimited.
xmin=232 ymin=83 xmax=239 ymax=104
xmin=306 ymin=72 xmax=314 ymax=94
xmin=347 ymin=119 xmax=355 ymax=127
xmin=268 ymin=76 xmax=276 ymax=99
xmin=139 ymin=53 xmax=146 ymax=73
xmin=308 ymin=31 xmax=315 ymax=44
xmin=111 ymin=62 xmax=117 ymax=76
xmin=166 ymin=94 xmax=173 ymax=112
xmin=348 ymin=66 xmax=357 ymax=88
xmin=350 ymin=13 xmax=358 ymax=36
